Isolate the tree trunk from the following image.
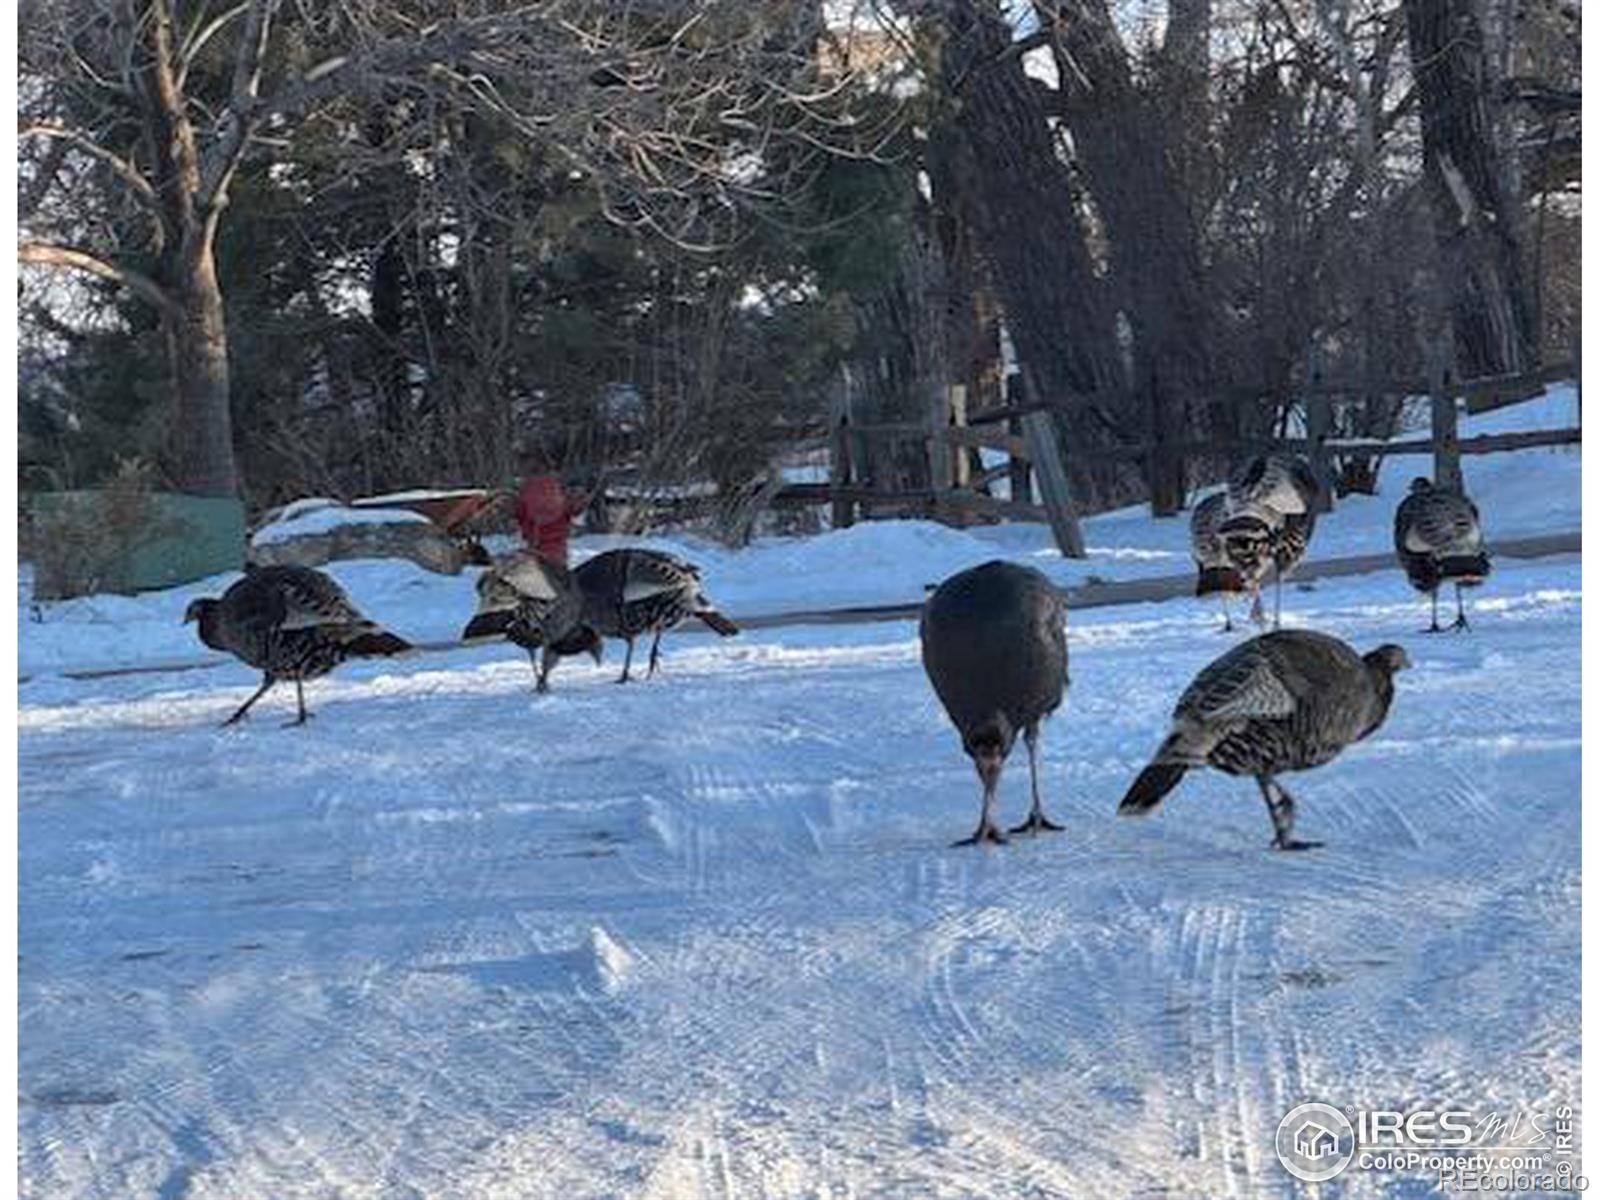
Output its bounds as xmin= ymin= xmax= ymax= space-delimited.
xmin=926 ymin=3 xmax=1118 ymax=411
xmin=166 ymin=247 xmax=239 ymax=498
xmin=1404 ymin=0 xmax=1537 ymax=375
xmin=144 ymin=0 xmax=241 ymax=498
xmin=1041 ymin=0 xmax=1213 ymax=515
xmin=921 ymin=2 xmax=1134 ymax=518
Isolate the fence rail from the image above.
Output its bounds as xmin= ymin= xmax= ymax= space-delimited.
xmin=798 ymin=344 xmax=1579 ymax=559
xmin=1019 ymin=425 xmax=1580 ymax=462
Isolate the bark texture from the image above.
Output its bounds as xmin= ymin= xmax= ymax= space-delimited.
xmin=1404 ymin=0 xmax=1538 ymax=375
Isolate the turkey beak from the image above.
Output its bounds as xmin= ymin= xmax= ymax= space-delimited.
xmin=589 ymin=643 xmax=604 ymax=667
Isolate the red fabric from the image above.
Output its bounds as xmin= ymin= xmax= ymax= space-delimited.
xmin=515 ymin=475 xmax=577 ymax=566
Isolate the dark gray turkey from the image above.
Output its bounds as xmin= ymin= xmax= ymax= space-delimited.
xmin=1118 ymin=629 xmax=1408 ymax=849
xmin=1218 ymin=452 xmax=1321 ymax=627
xmin=1394 ymin=478 xmax=1491 ymax=632
xmin=544 ymin=548 xmax=738 ymax=685
xmin=1190 ymin=490 xmax=1254 ymax=631
xmin=184 ymin=564 xmax=412 ymax=725
xmin=921 ymin=560 xmax=1070 ymax=846
xmin=461 ymin=551 xmax=597 ymax=691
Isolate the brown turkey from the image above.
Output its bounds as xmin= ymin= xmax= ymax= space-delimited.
xmin=461 ymin=551 xmax=597 ymax=691
xmin=1217 ymin=452 xmax=1321 ymax=627
xmin=542 ymin=548 xmax=738 ymax=686
xmin=1190 ymin=490 xmax=1256 ymax=632
xmin=184 ymin=565 xmax=411 ymax=725
xmin=1118 ymin=629 xmax=1408 ymax=849
xmin=1393 ymin=478 xmax=1491 ymax=632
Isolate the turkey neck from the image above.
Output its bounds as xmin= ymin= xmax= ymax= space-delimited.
xmin=1360 ymin=661 xmax=1399 ymax=738
xmin=194 ymin=604 xmax=227 ymax=654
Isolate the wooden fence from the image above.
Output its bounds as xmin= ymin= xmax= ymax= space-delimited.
xmin=786 ymin=346 xmax=1580 ymax=559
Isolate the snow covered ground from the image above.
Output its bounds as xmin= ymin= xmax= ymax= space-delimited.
xmin=18 ymin=550 xmax=1580 ymax=1197
xmin=17 ymin=385 xmax=1579 ymax=677
xmin=17 ymin=384 xmax=1581 ymax=1196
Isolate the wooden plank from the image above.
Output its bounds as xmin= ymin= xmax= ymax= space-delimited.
xmin=1008 ymin=416 xmax=1033 ymax=511
xmin=969 ymin=462 xmax=1012 ymax=489
xmin=1274 ymin=365 xmax=1562 ymax=398
xmin=962 ymin=388 xmax=1105 ymax=424
xmin=1335 ymin=429 xmax=1580 ymax=455
xmin=1060 ymin=427 xmax=1580 ymax=461
xmin=829 ymin=418 xmax=855 ymax=528
xmin=1004 ymin=372 xmax=1033 ymax=509
xmin=1460 ymin=377 xmax=1549 ymax=416
xmin=829 ymin=367 xmax=857 ymax=529
xmin=1305 ymin=388 xmax=1334 ymax=513
xmin=772 ymin=484 xmax=934 ymax=508
xmin=949 ymin=385 xmax=970 ymax=490
xmin=1021 ymin=408 xmax=1086 ymax=558
xmin=941 ymin=424 xmax=1028 ymax=458
xmin=928 ymin=385 xmax=955 ymax=492
xmin=930 ymin=490 xmax=1048 ymax=521
xmin=965 ymin=398 xmax=1055 ymax=425
xmin=965 ymin=365 xmax=1578 ymax=420
xmin=773 ymin=484 xmax=1047 ymax=522
xmin=1460 ymin=361 xmax=1576 ymax=413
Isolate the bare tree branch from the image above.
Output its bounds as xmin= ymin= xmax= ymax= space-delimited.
xmin=199 ymin=0 xmax=279 ymax=213
xmin=177 ymin=2 xmax=252 ymax=90
xmin=18 ymin=240 xmax=179 ymax=314
xmin=19 ymin=121 xmax=162 ymax=209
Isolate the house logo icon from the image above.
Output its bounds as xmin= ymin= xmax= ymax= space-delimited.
xmin=1295 ymin=1120 xmax=1338 ymax=1159
xmin=1276 ymin=1103 xmax=1355 ymax=1182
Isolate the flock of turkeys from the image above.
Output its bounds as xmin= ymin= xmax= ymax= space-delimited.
xmin=922 ymin=454 xmax=1490 ymax=850
xmin=186 ymin=548 xmax=739 ymax=724
xmin=186 ymin=455 xmax=1491 ymax=854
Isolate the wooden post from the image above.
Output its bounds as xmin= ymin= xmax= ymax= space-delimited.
xmin=1021 ymin=408 xmax=1087 ymax=559
xmin=929 ymin=383 xmax=955 ymax=493
xmin=1304 ymin=342 xmax=1334 ymax=512
xmin=1429 ymin=336 xmax=1463 ymax=491
xmin=1306 ymin=389 xmax=1335 ymax=511
xmin=949 ymin=385 xmax=970 ymax=489
xmin=1574 ymin=335 xmax=1582 ymax=416
xmin=829 ymin=365 xmax=857 ymax=528
xmin=1004 ymin=371 xmax=1033 ymax=509
xmin=830 ymin=416 xmax=855 ymax=528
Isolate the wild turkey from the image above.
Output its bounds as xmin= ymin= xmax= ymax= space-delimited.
xmin=1191 ymin=490 xmax=1257 ymax=631
xmin=920 ymin=560 xmax=1070 ymax=845
xmin=460 ymin=551 xmax=599 ymax=691
xmin=1218 ymin=452 xmax=1321 ymax=627
xmin=183 ymin=564 xmax=412 ymax=725
xmin=1394 ymin=478 xmax=1491 ymax=632
xmin=1118 ymin=629 xmax=1409 ymax=849
xmin=545 ymin=548 xmax=739 ymax=685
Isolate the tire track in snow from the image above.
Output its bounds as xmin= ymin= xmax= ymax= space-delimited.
xmin=19 ymin=559 xmax=1580 ymax=1197
xmin=900 ymin=865 xmax=1157 ymax=1194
